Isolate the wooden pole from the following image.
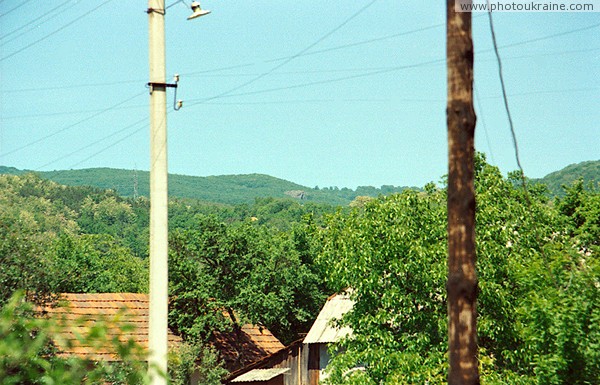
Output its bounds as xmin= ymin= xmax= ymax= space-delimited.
xmin=446 ymin=1 xmax=479 ymax=384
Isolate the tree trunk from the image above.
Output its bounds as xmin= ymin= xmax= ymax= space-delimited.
xmin=446 ymin=1 xmax=479 ymax=384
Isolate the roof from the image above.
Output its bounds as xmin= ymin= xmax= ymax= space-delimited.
xmin=230 ymin=368 xmax=290 ymax=382
xmin=37 ymin=293 xmax=182 ymax=361
xmin=224 ymin=338 xmax=304 ymax=383
xmin=303 ymin=292 xmax=354 ymax=344
xmin=212 ymin=324 xmax=285 ymax=372
xmin=38 ymin=293 xmax=284 ymax=369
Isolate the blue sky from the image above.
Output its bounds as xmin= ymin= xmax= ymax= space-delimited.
xmin=1 ymin=1 xmax=598 ymax=189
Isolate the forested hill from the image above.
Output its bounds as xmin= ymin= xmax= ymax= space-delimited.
xmin=1 ymin=159 xmax=597 ymax=204
xmin=531 ymin=159 xmax=600 ymax=196
xmin=0 ymin=166 xmax=412 ymax=206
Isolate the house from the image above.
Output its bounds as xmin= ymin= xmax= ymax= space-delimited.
xmin=303 ymin=292 xmax=354 ymax=384
xmin=224 ymin=339 xmax=309 ymax=385
xmin=37 ymin=293 xmax=284 ymax=378
xmin=225 ymin=292 xmax=355 ymax=385
xmin=213 ymin=323 xmax=285 ymax=372
xmin=37 ymin=293 xmax=181 ymax=361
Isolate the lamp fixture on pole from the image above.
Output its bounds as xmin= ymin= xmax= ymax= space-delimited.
xmin=188 ymin=1 xmax=210 ymax=20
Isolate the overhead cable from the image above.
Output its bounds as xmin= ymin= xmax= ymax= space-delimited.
xmin=1 ymin=90 xmax=146 ymax=157
xmin=0 ymin=0 xmax=114 ymax=62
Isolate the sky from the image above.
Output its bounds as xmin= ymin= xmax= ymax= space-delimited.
xmin=0 ymin=1 xmax=598 ymax=190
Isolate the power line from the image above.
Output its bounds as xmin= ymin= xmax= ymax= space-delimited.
xmin=499 ymin=21 xmax=600 ymax=51
xmin=1 ymin=0 xmax=77 ymax=43
xmin=35 ymin=117 xmax=147 ymax=170
xmin=480 ymin=86 xmax=599 ymax=99
xmin=263 ymin=14 xmax=488 ymax=64
xmin=474 ymin=84 xmax=496 ymax=165
xmin=45 ymin=123 xmax=147 ymax=178
xmin=2 ymin=103 xmax=146 ymax=120
xmin=180 ymin=63 xmax=257 ymax=77
xmin=186 ymin=58 xmax=444 ymax=106
xmin=195 ymin=0 xmax=379 ymax=103
xmin=0 ymin=0 xmax=35 ymax=19
xmin=2 ymin=26 xmax=597 ymax=93
xmin=0 ymin=0 xmax=114 ymax=62
xmin=264 ymin=20 xmax=445 ymax=63
xmin=199 ymin=98 xmax=391 ymax=105
xmin=4 ymin=83 xmax=594 ymax=121
xmin=1 ymin=90 xmax=145 ymax=157
xmin=488 ymin=12 xmax=526 ymax=187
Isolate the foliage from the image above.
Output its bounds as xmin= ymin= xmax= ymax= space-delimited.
xmin=557 ymin=179 xmax=600 ymax=250
xmin=532 ymin=159 xmax=600 ymax=197
xmin=1 ymin=167 xmax=415 ymax=206
xmin=52 ymin=234 xmax=148 ymax=294
xmin=2 ymin=161 xmax=599 ymax=384
xmin=319 ymin=158 xmax=600 ymax=385
xmin=320 ymin=189 xmax=448 ymax=384
xmin=0 ymin=292 xmax=150 ymax=385
xmin=168 ymin=214 xmax=327 ymax=345
xmin=0 ymin=175 xmax=66 ymax=306
xmin=168 ymin=341 xmax=227 ymax=385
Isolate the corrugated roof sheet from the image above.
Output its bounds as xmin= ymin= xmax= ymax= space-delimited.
xmin=37 ymin=293 xmax=182 ymax=361
xmin=231 ymin=368 xmax=290 ymax=382
xmin=303 ymin=292 xmax=354 ymax=344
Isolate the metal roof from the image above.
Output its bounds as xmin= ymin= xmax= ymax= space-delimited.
xmin=303 ymin=292 xmax=354 ymax=344
xmin=231 ymin=368 xmax=290 ymax=382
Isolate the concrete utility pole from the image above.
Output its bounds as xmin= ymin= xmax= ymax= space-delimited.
xmin=147 ymin=0 xmax=169 ymax=383
xmin=147 ymin=2 xmax=209 ymax=383
xmin=446 ymin=1 xmax=479 ymax=384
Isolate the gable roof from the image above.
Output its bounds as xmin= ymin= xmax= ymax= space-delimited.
xmin=37 ymin=293 xmax=182 ymax=361
xmin=212 ymin=324 xmax=285 ymax=372
xmin=38 ymin=293 xmax=284 ymax=369
xmin=303 ymin=292 xmax=354 ymax=344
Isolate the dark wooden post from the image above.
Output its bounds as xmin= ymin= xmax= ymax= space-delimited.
xmin=446 ymin=1 xmax=479 ymax=384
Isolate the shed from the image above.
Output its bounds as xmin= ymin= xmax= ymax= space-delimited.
xmin=303 ymin=292 xmax=354 ymax=384
xmin=225 ymin=339 xmax=309 ymax=385
xmin=231 ymin=368 xmax=290 ymax=385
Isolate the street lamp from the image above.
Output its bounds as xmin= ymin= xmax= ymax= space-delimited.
xmin=147 ymin=1 xmax=209 ymax=384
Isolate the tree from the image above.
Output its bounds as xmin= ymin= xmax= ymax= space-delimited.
xmin=169 ymin=341 xmax=227 ymax=385
xmin=168 ymin=215 xmax=326 ymax=345
xmin=319 ymin=158 xmax=600 ymax=384
xmin=51 ymin=234 xmax=148 ymax=294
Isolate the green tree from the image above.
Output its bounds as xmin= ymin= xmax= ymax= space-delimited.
xmin=169 ymin=341 xmax=227 ymax=385
xmin=319 ymin=158 xmax=600 ymax=385
xmin=168 ymin=214 xmax=326 ymax=345
xmin=52 ymin=234 xmax=148 ymax=294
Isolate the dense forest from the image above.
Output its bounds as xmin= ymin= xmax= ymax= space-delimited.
xmin=1 ymin=156 xmax=599 ymax=384
xmin=0 ymin=166 xmax=415 ymax=206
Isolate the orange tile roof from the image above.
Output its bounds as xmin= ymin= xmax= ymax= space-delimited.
xmin=37 ymin=293 xmax=181 ymax=362
xmin=212 ymin=324 xmax=285 ymax=372
xmin=38 ymin=293 xmax=284 ymax=369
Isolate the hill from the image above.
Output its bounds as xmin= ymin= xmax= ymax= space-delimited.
xmin=0 ymin=166 xmax=411 ymax=206
xmin=531 ymin=160 xmax=600 ymax=196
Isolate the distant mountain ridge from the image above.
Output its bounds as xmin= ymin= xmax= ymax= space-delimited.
xmin=0 ymin=166 xmax=412 ymax=206
xmin=1 ymin=160 xmax=597 ymax=205
xmin=531 ymin=160 xmax=600 ymax=196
